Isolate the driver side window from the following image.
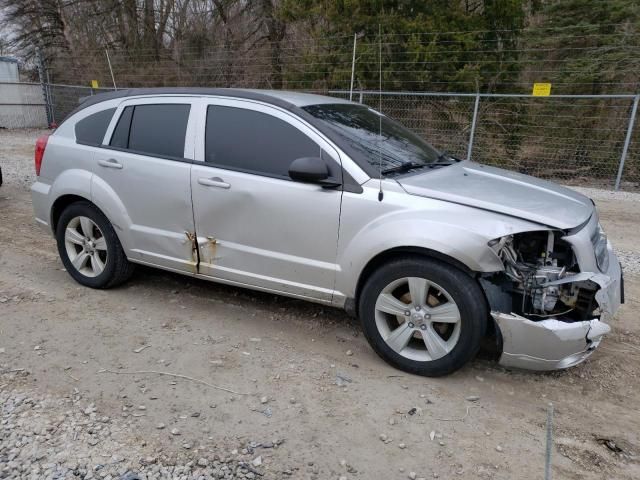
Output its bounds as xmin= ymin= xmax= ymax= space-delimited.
xmin=205 ymin=105 xmax=321 ymax=179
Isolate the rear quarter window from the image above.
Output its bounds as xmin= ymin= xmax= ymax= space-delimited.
xmin=75 ymin=108 xmax=116 ymax=145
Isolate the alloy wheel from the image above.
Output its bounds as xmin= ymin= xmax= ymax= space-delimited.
xmin=64 ymin=216 xmax=108 ymax=277
xmin=374 ymin=276 xmax=462 ymax=362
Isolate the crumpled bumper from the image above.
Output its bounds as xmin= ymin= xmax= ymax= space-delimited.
xmin=493 ymin=248 xmax=623 ymax=371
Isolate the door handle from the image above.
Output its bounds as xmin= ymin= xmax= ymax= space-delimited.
xmin=198 ymin=177 xmax=230 ymax=189
xmin=98 ymin=158 xmax=123 ymax=169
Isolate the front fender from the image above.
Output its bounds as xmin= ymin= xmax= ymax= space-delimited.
xmin=336 ymin=218 xmax=502 ymax=299
xmin=335 ymin=183 xmax=546 ymax=299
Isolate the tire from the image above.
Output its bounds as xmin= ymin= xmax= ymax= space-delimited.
xmin=56 ymin=201 xmax=134 ymax=288
xmin=358 ymin=256 xmax=487 ymax=377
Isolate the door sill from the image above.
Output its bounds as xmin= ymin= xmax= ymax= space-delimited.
xmin=127 ymin=258 xmax=336 ymax=307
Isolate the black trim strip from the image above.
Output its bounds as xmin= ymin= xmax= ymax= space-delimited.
xmin=97 ymin=144 xmax=194 ymax=164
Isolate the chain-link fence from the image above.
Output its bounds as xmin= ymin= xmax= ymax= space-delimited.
xmin=333 ymin=90 xmax=640 ymax=190
xmin=9 ymin=82 xmax=640 ymax=191
xmin=45 ymin=83 xmax=116 ymax=125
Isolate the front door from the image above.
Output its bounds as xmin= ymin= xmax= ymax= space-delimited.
xmin=190 ymin=99 xmax=343 ymax=301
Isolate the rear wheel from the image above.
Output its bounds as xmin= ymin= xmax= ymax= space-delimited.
xmin=359 ymin=257 xmax=487 ymax=376
xmin=56 ymin=202 xmax=134 ymax=288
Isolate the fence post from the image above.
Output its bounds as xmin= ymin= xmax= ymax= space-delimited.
xmin=545 ymin=403 xmax=554 ymax=480
xmin=614 ymin=94 xmax=639 ymax=190
xmin=466 ymin=93 xmax=480 ymax=161
xmin=45 ymin=69 xmax=55 ymax=125
xmin=36 ymin=50 xmax=53 ymax=127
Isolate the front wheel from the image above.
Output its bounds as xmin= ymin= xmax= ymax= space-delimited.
xmin=359 ymin=257 xmax=487 ymax=377
xmin=56 ymin=201 xmax=134 ymax=288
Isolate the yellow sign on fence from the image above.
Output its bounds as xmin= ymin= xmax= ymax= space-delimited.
xmin=91 ymin=80 xmax=99 ymax=89
xmin=532 ymin=83 xmax=552 ymax=96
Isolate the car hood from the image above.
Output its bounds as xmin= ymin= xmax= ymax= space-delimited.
xmin=398 ymin=161 xmax=593 ymax=229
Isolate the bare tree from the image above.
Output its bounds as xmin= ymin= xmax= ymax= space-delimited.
xmin=251 ymin=0 xmax=286 ymax=88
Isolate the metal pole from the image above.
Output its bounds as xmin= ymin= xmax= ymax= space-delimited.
xmin=36 ymin=49 xmax=53 ymax=127
xmin=466 ymin=93 xmax=480 ymax=161
xmin=45 ymin=69 xmax=55 ymax=125
xmin=105 ymin=48 xmax=117 ymax=90
xmin=614 ymin=94 xmax=639 ymax=190
xmin=545 ymin=403 xmax=554 ymax=480
xmin=349 ymin=33 xmax=357 ymax=101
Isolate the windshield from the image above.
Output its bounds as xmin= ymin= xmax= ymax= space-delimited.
xmin=302 ymin=103 xmax=446 ymax=175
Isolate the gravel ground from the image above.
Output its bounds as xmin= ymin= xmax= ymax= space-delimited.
xmin=2 ymin=128 xmax=640 ymax=480
xmin=0 ymin=128 xmax=39 ymax=189
xmin=1 ymin=376 xmax=270 ymax=480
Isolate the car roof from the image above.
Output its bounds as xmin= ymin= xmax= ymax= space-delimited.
xmin=235 ymin=89 xmax=353 ymax=107
xmin=72 ymin=87 xmax=355 ymax=116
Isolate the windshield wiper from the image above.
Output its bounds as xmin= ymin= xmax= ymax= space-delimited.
xmin=381 ymin=161 xmax=428 ymax=175
xmin=437 ymin=150 xmax=450 ymax=162
xmin=381 ymin=151 xmax=461 ymax=175
xmin=434 ymin=150 xmax=458 ymax=164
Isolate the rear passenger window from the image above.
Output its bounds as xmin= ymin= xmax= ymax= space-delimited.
xmin=75 ymin=108 xmax=116 ymax=145
xmin=205 ymin=106 xmax=320 ymax=178
xmin=109 ymin=104 xmax=190 ymax=159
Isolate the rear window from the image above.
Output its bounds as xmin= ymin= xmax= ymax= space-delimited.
xmin=75 ymin=108 xmax=116 ymax=145
xmin=109 ymin=104 xmax=191 ymax=159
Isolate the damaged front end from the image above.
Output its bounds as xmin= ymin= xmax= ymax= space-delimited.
xmin=481 ymin=218 xmax=623 ymax=371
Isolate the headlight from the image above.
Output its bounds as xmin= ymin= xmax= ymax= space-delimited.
xmin=593 ymin=223 xmax=609 ymax=272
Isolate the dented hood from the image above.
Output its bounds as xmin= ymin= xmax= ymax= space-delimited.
xmin=398 ymin=161 xmax=593 ymax=229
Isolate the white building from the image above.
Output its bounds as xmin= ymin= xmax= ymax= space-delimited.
xmin=0 ymin=56 xmax=19 ymax=82
xmin=0 ymin=56 xmax=48 ymax=128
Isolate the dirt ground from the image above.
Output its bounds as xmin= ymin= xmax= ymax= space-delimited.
xmin=1 ymin=129 xmax=640 ymax=479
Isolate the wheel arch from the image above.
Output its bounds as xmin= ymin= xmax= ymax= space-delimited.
xmin=350 ymin=246 xmax=482 ymax=318
xmin=51 ymin=194 xmax=91 ymax=233
xmin=50 ymin=192 xmax=131 ymax=256
xmin=53 ymin=197 xmax=136 ymax=288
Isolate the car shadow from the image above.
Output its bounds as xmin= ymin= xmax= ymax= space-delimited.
xmin=124 ymin=264 xmax=359 ymax=330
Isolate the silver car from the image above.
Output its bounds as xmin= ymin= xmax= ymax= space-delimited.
xmin=31 ymin=88 xmax=624 ymax=376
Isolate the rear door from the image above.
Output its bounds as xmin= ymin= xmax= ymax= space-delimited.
xmin=93 ymin=97 xmax=198 ymax=272
xmin=190 ymin=98 xmax=343 ymax=301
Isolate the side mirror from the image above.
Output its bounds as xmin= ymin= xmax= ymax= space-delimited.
xmin=288 ymin=157 xmax=331 ymax=183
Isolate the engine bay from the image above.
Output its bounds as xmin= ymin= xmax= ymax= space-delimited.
xmin=484 ymin=231 xmax=600 ymax=321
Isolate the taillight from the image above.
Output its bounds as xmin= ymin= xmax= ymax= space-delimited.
xmin=35 ymin=134 xmax=49 ymax=176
